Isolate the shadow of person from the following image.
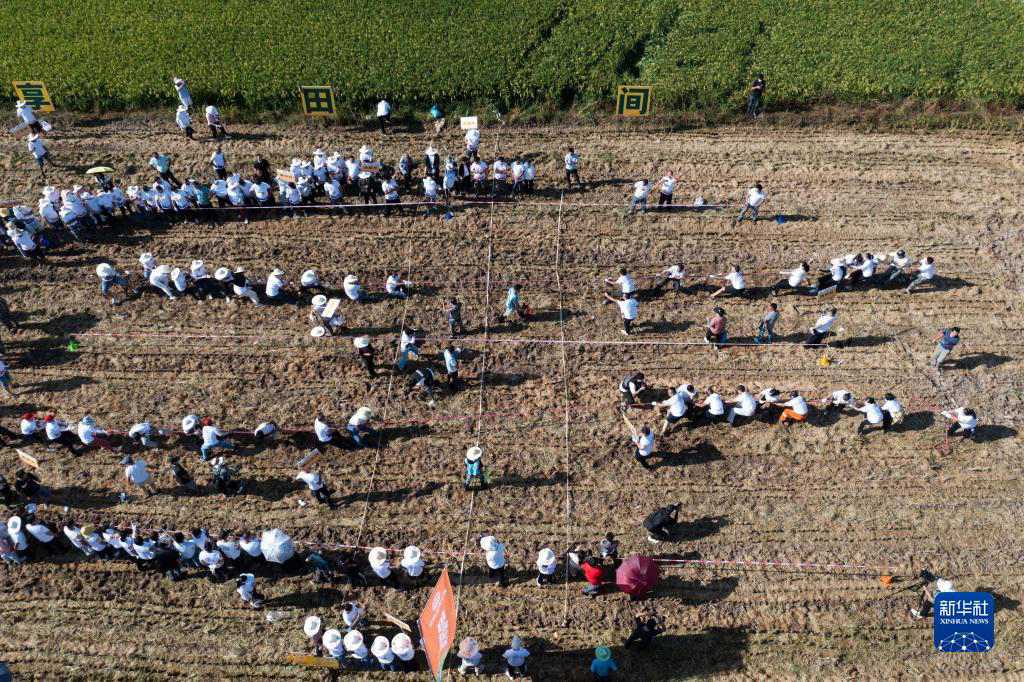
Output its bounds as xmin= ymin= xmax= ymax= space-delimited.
xmin=895 ymin=411 xmax=934 ymax=432
xmin=973 ymin=424 xmax=1017 ymax=442
xmin=974 ymin=588 xmax=1020 ymax=613
xmin=956 ymin=352 xmax=1012 ymax=370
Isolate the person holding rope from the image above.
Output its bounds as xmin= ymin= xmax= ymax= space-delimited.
xmin=629 ymin=179 xmax=649 ymax=214
xmin=931 ymin=327 xmax=961 ymax=370
xmin=855 ymin=397 xmax=888 ymax=435
xmin=726 ymin=386 xmax=757 ymax=427
xmin=882 ymin=248 xmax=911 ymax=285
xmin=604 ymin=291 xmax=639 ymax=336
xmin=771 ymin=262 xmax=811 ymax=296
xmin=942 ymin=407 xmax=977 ymax=440
xmin=618 ymin=371 xmax=647 ymax=406
xmin=778 ymin=391 xmax=809 ymax=426
xmin=756 ymin=302 xmax=780 ymax=344
xmin=653 ymin=262 xmax=686 ymax=294
xmin=604 ymin=267 xmax=637 ymax=300
xmin=658 ymin=386 xmax=689 ymax=436
xmin=621 ymin=410 xmax=656 ymax=470
xmin=904 ymin=256 xmax=937 ymax=293
xmin=804 ymin=308 xmax=837 ymax=347
xmin=709 ymin=264 xmax=748 ymax=299
xmin=736 ymin=183 xmax=765 ymax=222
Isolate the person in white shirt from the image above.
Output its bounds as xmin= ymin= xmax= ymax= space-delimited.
xmin=821 ymin=389 xmax=855 ymax=413
xmin=457 ymin=637 xmax=483 ymax=675
xmin=385 ymin=272 xmax=412 ymax=299
xmin=172 ymin=531 xmax=199 ymax=567
xmin=658 ymin=388 xmax=689 ymax=436
xmin=629 ymin=179 xmax=649 ymax=214
xmin=779 ymin=391 xmax=809 ymax=425
xmin=77 ymin=415 xmax=114 ymax=452
xmin=905 ymin=256 xmax=937 ymax=293
xmin=236 ymin=573 xmax=263 ymax=609
xmin=655 ymin=263 xmax=686 ymax=294
xmin=148 ymin=264 xmax=177 ymax=299
xmin=341 ymin=601 xmax=365 ymax=630
xmin=694 ymin=388 xmax=726 ymax=424
xmin=314 ymin=412 xmax=346 ymax=448
xmin=884 ymin=249 xmax=911 ymax=284
xmin=200 ymin=418 xmax=235 ymax=461
xmin=854 ymin=252 xmax=881 ymax=286
xmin=210 ymin=146 xmax=227 ymax=179
xmin=805 ymin=308 xmax=837 ymax=346
xmin=727 ymin=386 xmax=757 ymax=427
xmin=856 ymin=397 xmax=886 ymax=435
xmin=603 ymin=291 xmax=639 ymax=335
xmin=492 ymin=157 xmax=510 ymax=196
xmin=175 ymin=105 xmax=194 ymax=139
xmin=368 ymin=546 xmax=398 ymax=586
xmin=465 ymin=128 xmax=480 ymax=156
xmin=756 ymin=388 xmax=783 ymax=420
xmin=881 ymin=393 xmax=904 ymax=427
xmin=523 ymin=160 xmax=536 ymax=193
xmin=737 ymin=183 xmax=765 ymax=222
xmin=127 ymin=420 xmax=163 ymax=448
xmin=535 ymin=547 xmax=558 ymax=586
xmin=480 ymin=535 xmax=508 ymax=586
xmin=27 ymin=133 xmax=49 ymax=176
xmin=400 ymin=545 xmax=425 ymax=583
xmin=604 ymin=267 xmax=637 ymax=297
xmin=622 ymin=410 xmax=656 ymax=470
xmin=198 ymin=541 xmax=226 ymax=581
xmin=264 ymin=267 xmax=294 ymax=305
xmin=122 ymin=455 xmax=156 ymax=497
xmin=422 ymin=175 xmax=440 ymax=216
xmin=371 ymin=636 xmax=398 ymax=672
xmin=564 ymin=147 xmax=581 ymax=188
xmin=376 ymin=98 xmax=391 ymax=133
xmin=173 ymin=77 xmax=192 ymax=109
xmin=772 ymin=262 xmax=811 ymax=296
xmin=238 ymin=532 xmax=262 ymax=565
xmin=443 ymin=344 xmax=462 ymax=390
xmin=206 ymin=104 xmax=228 ymax=139
xmin=503 ymin=636 xmax=530 ymax=678
xmin=470 ymin=158 xmax=488 ymax=197
xmin=43 ymin=415 xmax=82 ymax=453
xmin=296 ymin=465 xmax=338 ymax=508
xmin=342 ymin=274 xmax=363 ymax=302
xmin=710 ymin=265 xmax=748 ymax=299
xmin=657 ymin=171 xmax=677 ymax=208
xmin=943 ymin=407 xmax=977 ymax=439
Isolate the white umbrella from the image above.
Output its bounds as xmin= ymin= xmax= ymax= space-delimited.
xmin=261 ymin=528 xmax=295 ymax=564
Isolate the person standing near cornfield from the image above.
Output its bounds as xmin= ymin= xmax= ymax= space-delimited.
xmin=376 ymin=98 xmax=391 ymax=133
xmin=15 ymin=100 xmax=42 ymax=134
xmin=175 ymin=105 xmax=194 ymax=139
xmin=747 ymin=73 xmax=766 ymax=117
xmin=26 ymin=133 xmax=49 ymax=177
xmin=173 ymin=77 xmax=192 ymax=109
xmin=205 ymin=105 xmax=228 ymax=139
xmin=931 ymin=327 xmax=960 ymax=371
xmin=564 ymin=147 xmax=581 ymax=188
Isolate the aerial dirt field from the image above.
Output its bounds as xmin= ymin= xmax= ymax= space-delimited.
xmin=0 ymin=115 xmax=1023 ymax=680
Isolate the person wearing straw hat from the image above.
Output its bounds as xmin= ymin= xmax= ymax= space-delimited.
xmin=263 ymin=267 xmax=295 ymax=305
xmin=300 ymin=269 xmax=329 ymax=299
xmin=536 ymin=547 xmax=558 ymax=586
xmin=322 ymin=628 xmax=345 ymax=661
xmin=457 ymin=636 xmax=483 ymax=675
xmin=296 ymin=463 xmax=339 ymax=508
xmin=368 ymin=546 xmax=398 ymax=587
xmin=236 ymin=572 xmax=264 ymax=609
xmin=400 ymin=544 xmax=425 ymax=584
xmin=147 ymin=264 xmax=177 ymax=299
xmin=345 ymin=629 xmax=371 ymax=668
xmin=590 ymin=646 xmax=619 ymax=679
xmin=464 ymin=445 xmax=487 ymax=490
xmin=303 ymin=615 xmax=324 ymax=655
xmin=371 ymin=635 xmax=399 ymax=671
xmin=911 ymin=575 xmax=955 ymax=619
xmin=480 ymin=535 xmax=508 ymax=586
xmin=95 ymin=262 xmax=132 ymax=306
xmin=77 ymin=414 xmax=116 ymax=453
xmin=736 ymin=182 xmax=765 ymax=222
xmin=391 ymin=632 xmax=416 ymax=671
xmin=175 ymin=105 xmax=194 ymax=139
xmin=343 ymin=274 xmax=364 ymax=302
xmin=503 ymin=636 xmax=530 ymax=678
xmin=353 ymin=335 xmax=377 ymax=378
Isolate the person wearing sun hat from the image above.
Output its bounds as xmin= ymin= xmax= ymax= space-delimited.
xmin=464 ymin=445 xmax=486 ymax=490
xmin=344 ymin=629 xmax=371 ymax=668
xmin=480 ymin=535 xmax=508 ymax=586
xmin=368 ymin=546 xmax=398 ymax=587
xmin=502 ymin=636 xmax=530 ymax=678
xmin=370 ymin=635 xmax=398 ymax=671
xmin=95 ymin=262 xmax=132 ymax=305
xmin=322 ymin=628 xmax=344 ymax=660
xmin=536 ymin=547 xmax=558 ymax=586
xmin=457 ymin=636 xmax=483 ymax=675
xmin=343 ymin=274 xmax=364 ymax=302
xmin=264 ymin=267 xmax=295 ymax=305
xmin=400 ymin=545 xmax=425 ymax=584
xmin=391 ymin=632 xmax=416 ymax=671
xmin=303 ymin=615 xmax=324 ymax=655
xmin=354 ymin=335 xmax=377 ymax=378
xmin=590 ymin=646 xmax=619 ymax=679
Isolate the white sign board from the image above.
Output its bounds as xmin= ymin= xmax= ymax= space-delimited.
xmin=459 ymin=116 xmax=479 ymax=131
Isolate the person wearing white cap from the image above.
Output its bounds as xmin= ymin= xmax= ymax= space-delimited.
xmin=503 ymin=636 xmax=530 ymax=678
xmin=464 ymin=445 xmax=486 ymax=490
xmin=354 ymin=335 xmax=377 ymax=378
xmin=295 ymin=464 xmax=338 ymax=508
xmin=148 ymin=264 xmax=177 ymax=299
xmin=303 ymin=615 xmax=324 ymax=655
xmin=911 ymin=575 xmax=955 ymax=619
xmin=480 ymin=535 xmax=508 ymax=586
xmin=536 ymin=547 xmax=558 ymax=586
xmin=24 ymin=512 xmax=58 ymax=557
xmin=169 ymin=267 xmax=188 ymax=296
xmin=138 ymin=252 xmax=158 ymax=279
xmin=187 ymin=260 xmax=217 ymax=300
xmin=346 ymin=406 xmax=374 ymax=448
xmin=299 ymin=269 xmax=326 ymax=298
xmin=391 ymin=632 xmax=416 ymax=670
xmin=236 ymin=572 xmax=263 ymax=609
xmin=385 ymin=272 xmax=413 ymax=299
xmin=172 ymin=77 xmax=192 ymax=109
xmin=206 ymin=104 xmax=228 ymax=139
xmin=310 ymin=295 xmax=346 ymax=336
xmin=905 ymin=256 xmax=937 ymax=293
xmin=343 ymin=274 xmax=364 ymax=302
xmin=457 ymin=637 xmax=483 ymax=675
xmin=736 ymin=183 xmax=766 ymax=222
xmin=264 ymin=267 xmax=295 ymax=304
xmin=322 ymin=628 xmax=345 ymax=660
xmin=175 ymin=105 xmax=194 ymax=139
xmin=95 ymin=262 xmax=133 ymax=306
xmin=371 ymin=635 xmax=398 ymax=671
xmin=26 ymin=133 xmax=49 ymax=177
xmin=345 ymin=629 xmax=371 ymax=668
xmin=368 ymin=546 xmax=398 ymax=586
xmin=400 ymin=545 xmax=425 ymax=582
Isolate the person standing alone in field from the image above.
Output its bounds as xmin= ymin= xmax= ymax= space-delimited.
xmin=747 ymin=73 xmax=766 ymax=117
xmin=736 ymin=183 xmax=765 ymax=222
xmin=376 ymin=98 xmax=391 ymax=133
xmin=931 ymin=327 xmax=960 ymax=370
xmin=564 ymin=147 xmax=581 ymax=189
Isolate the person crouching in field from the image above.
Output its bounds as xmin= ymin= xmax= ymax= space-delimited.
xmin=206 ymin=105 xmax=228 ymax=139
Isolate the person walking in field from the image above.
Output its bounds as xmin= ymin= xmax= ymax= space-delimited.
xmin=747 ymin=74 xmax=766 ymax=117
xmin=621 ymin=410 xmax=656 ymax=470
xmin=376 ymin=98 xmax=391 ymax=133
xmin=931 ymin=327 xmax=960 ymax=370
xmin=175 ymin=105 xmax=194 ymax=140
xmin=604 ymin=291 xmax=639 ymax=335
xmin=27 ymin=133 xmax=50 ymax=177
xmin=736 ymin=183 xmax=765 ymax=222
xmin=564 ymin=147 xmax=581 ymax=188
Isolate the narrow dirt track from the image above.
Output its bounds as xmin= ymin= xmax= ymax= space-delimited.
xmin=0 ymin=116 xmax=1022 ymax=679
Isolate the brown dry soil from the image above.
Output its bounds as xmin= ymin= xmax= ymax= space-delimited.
xmin=1 ymin=115 xmax=1023 ymax=680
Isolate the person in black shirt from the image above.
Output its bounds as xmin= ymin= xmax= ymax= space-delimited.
xmin=168 ymin=455 xmax=198 ymax=493
xmin=252 ymin=155 xmax=272 ymax=185
xmin=624 ymin=615 xmax=665 ymax=649
xmin=0 ymin=475 xmax=17 ymax=507
xmin=354 ymin=336 xmax=376 ymax=378
xmin=747 ymin=74 xmax=766 ymax=118
xmin=643 ymin=503 xmax=680 ymax=543
xmin=14 ymin=469 xmax=42 ymax=501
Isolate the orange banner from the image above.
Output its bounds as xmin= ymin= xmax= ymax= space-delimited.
xmin=418 ymin=567 xmax=457 ymax=680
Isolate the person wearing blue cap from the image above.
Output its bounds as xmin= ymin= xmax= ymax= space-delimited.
xmin=590 ymin=646 xmax=618 ymax=679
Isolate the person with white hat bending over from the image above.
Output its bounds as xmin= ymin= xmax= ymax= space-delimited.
xmin=503 ymin=636 xmax=530 ymax=678
xmin=400 ymin=545 xmax=425 ymax=585
xmin=346 ymin=406 xmax=375 ymax=448
xmin=464 ymin=445 xmax=486 ymax=490
xmin=457 ymin=636 xmax=483 ymax=675
xmin=536 ymin=547 xmax=558 ymax=586
xmin=480 ymin=535 xmax=508 ymax=586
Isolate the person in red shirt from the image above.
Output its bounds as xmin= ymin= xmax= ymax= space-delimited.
xmin=582 ymin=556 xmax=604 ymax=597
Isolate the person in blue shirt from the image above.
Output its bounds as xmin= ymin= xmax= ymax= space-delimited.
xmin=590 ymin=646 xmax=618 ymax=679
xmin=501 ymin=285 xmax=525 ymax=326
xmin=931 ymin=327 xmax=960 ymax=370
xmin=464 ymin=446 xmax=486 ymax=490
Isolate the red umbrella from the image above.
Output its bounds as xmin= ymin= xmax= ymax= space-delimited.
xmin=616 ymin=555 xmax=660 ymax=598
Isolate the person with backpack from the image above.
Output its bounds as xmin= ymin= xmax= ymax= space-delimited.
xmin=643 ymin=504 xmax=680 ymax=543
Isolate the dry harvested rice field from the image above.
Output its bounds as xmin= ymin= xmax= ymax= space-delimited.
xmin=1 ymin=115 xmax=1024 ymax=680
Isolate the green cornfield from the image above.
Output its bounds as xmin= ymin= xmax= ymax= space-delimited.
xmin=2 ymin=0 xmax=1022 ymax=113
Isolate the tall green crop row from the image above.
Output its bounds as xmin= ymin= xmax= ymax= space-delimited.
xmin=0 ymin=0 xmax=1021 ymax=112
